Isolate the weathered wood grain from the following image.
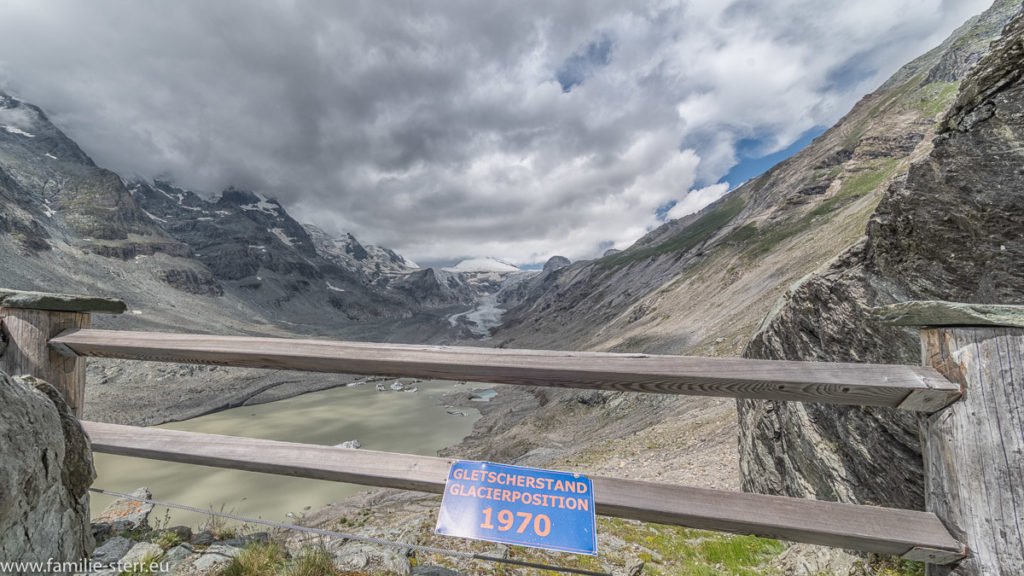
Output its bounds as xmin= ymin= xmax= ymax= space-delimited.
xmin=1 ymin=308 xmax=90 ymax=417
xmin=81 ymin=421 xmax=964 ymax=560
xmin=873 ymin=301 xmax=1024 ymax=329
xmin=52 ymin=329 xmax=961 ymax=411
xmin=0 ymin=288 xmax=126 ymax=314
xmin=920 ymin=327 xmax=1024 ymax=575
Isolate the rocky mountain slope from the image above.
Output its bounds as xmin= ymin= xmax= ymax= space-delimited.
xmin=0 ymin=93 xmax=504 ymax=341
xmin=304 ymin=223 xmax=415 ymax=285
xmin=0 ymin=89 xmax=533 ymax=426
xmin=495 ymin=0 xmax=1020 ymax=360
xmin=128 ymin=179 xmax=419 ymax=329
xmin=739 ymin=2 xmax=1024 ymax=511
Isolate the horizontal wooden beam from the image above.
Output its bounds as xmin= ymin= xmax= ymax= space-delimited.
xmin=0 ymin=288 xmax=126 ymax=314
xmin=81 ymin=421 xmax=965 ymax=562
xmin=54 ymin=329 xmax=960 ymax=411
xmin=872 ymin=300 xmax=1024 ymax=329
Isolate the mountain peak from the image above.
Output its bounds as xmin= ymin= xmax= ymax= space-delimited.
xmin=217 ymin=188 xmax=262 ymax=205
xmin=543 ymin=256 xmax=571 ymax=273
xmin=0 ymin=90 xmax=95 ymax=166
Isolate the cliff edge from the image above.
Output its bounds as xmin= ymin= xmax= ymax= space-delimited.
xmin=739 ymin=4 xmax=1024 ymax=509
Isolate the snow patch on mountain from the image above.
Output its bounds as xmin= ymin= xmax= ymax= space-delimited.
xmin=158 ymin=187 xmax=185 ymax=204
xmin=442 ymin=258 xmax=520 ymax=273
xmin=141 ymin=209 xmax=167 ymax=223
xmin=304 ymin=224 xmax=414 ymax=282
xmin=269 ymin=227 xmax=296 ymax=247
xmin=2 ymin=125 xmax=34 ymax=137
xmin=240 ymin=198 xmax=280 ymax=215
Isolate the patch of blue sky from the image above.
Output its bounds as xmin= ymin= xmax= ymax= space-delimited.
xmin=556 ymin=35 xmax=614 ymax=92
xmin=655 ymin=202 xmax=676 ymax=220
xmin=720 ymin=125 xmax=827 ymax=189
xmin=654 ymin=125 xmax=827 ymax=223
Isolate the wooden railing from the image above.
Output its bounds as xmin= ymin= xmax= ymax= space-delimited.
xmin=80 ymin=420 xmax=962 ymax=559
xmin=49 ymin=328 xmax=962 ymax=409
xmin=4 ymin=289 xmax=1023 ymax=574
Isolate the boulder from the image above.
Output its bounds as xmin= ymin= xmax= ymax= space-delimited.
xmin=119 ymin=542 xmax=163 ymax=566
xmin=93 ymin=487 xmax=155 ymax=532
xmin=161 ymin=543 xmax=195 ymax=572
xmin=332 ymin=542 xmax=411 ymax=576
xmin=189 ymin=544 xmax=240 ymax=573
xmin=0 ymin=372 xmax=95 ymax=564
xmin=90 ymin=536 xmax=133 ymax=567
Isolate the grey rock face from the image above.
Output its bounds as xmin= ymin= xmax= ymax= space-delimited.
xmin=189 ymin=544 xmax=240 ymax=573
xmin=926 ymin=0 xmax=1022 ymax=84
xmin=120 ymin=542 xmax=164 ymax=565
xmin=767 ymin=542 xmax=862 ymax=576
xmin=155 ymin=267 xmax=223 ymax=296
xmin=542 ymin=255 xmax=571 ymax=273
xmin=0 ymin=372 xmax=95 ymax=564
xmin=160 ymin=543 xmax=195 ymax=572
xmin=872 ymin=300 xmax=1024 ymax=328
xmin=388 ymin=267 xmax=476 ymax=309
xmin=91 ymin=536 xmax=133 ymax=566
xmin=0 ymin=91 xmax=173 ymax=249
xmin=332 ymin=542 xmax=411 ymax=576
xmin=305 ymin=224 xmax=414 ymax=283
xmin=739 ymin=3 xmax=1024 ymax=509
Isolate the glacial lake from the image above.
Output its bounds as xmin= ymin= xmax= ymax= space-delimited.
xmin=90 ymin=379 xmax=484 ymax=527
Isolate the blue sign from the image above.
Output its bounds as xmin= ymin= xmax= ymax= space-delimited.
xmin=435 ymin=460 xmax=597 ymax=555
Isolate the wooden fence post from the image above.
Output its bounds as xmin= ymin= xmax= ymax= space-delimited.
xmin=875 ymin=301 xmax=1024 ymax=575
xmin=0 ymin=289 xmax=125 ymax=418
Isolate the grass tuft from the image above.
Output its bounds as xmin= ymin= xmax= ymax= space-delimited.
xmin=221 ymin=541 xmax=287 ymax=576
xmin=117 ymin=551 xmax=165 ymax=576
xmin=285 ymin=545 xmax=343 ymax=576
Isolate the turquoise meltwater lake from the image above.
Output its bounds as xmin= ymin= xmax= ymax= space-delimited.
xmin=90 ymin=379 xmax=482 ymax=527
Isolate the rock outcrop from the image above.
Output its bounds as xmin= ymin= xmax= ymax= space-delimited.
xmin=0 ymin=372 xmax=95 ymax=563
xmin=542 ymin=255 xmax=570 ymax=273
xmin=388 ymin=268 xmax=476 ymax=309
xmin=738 ymin=4 xmax=1024 ymax=509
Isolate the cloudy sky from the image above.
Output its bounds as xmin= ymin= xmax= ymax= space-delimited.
xmin=0 ymin=0 xmax=992 ymax=266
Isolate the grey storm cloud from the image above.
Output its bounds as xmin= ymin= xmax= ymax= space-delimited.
xmin=0 ymin=0 xmax=993 ymax=265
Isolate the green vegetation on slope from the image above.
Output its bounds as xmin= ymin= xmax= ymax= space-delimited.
xmin=840 ymin=76 xmax=917 ymax=151
xmin=910 ymin=81 xmax=961 ymax=118
xmin=809 ymin=157 xmax=900 ymax=219
xmin=593 ymin=519 xmax=785 ymax=576
xmin=601 ymin=195 xmax=747 ymax=269
xmin=719 ymin=156 xmax=901 ymax=260
xmin=221 ymin=541 xmax=358 ymax=576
